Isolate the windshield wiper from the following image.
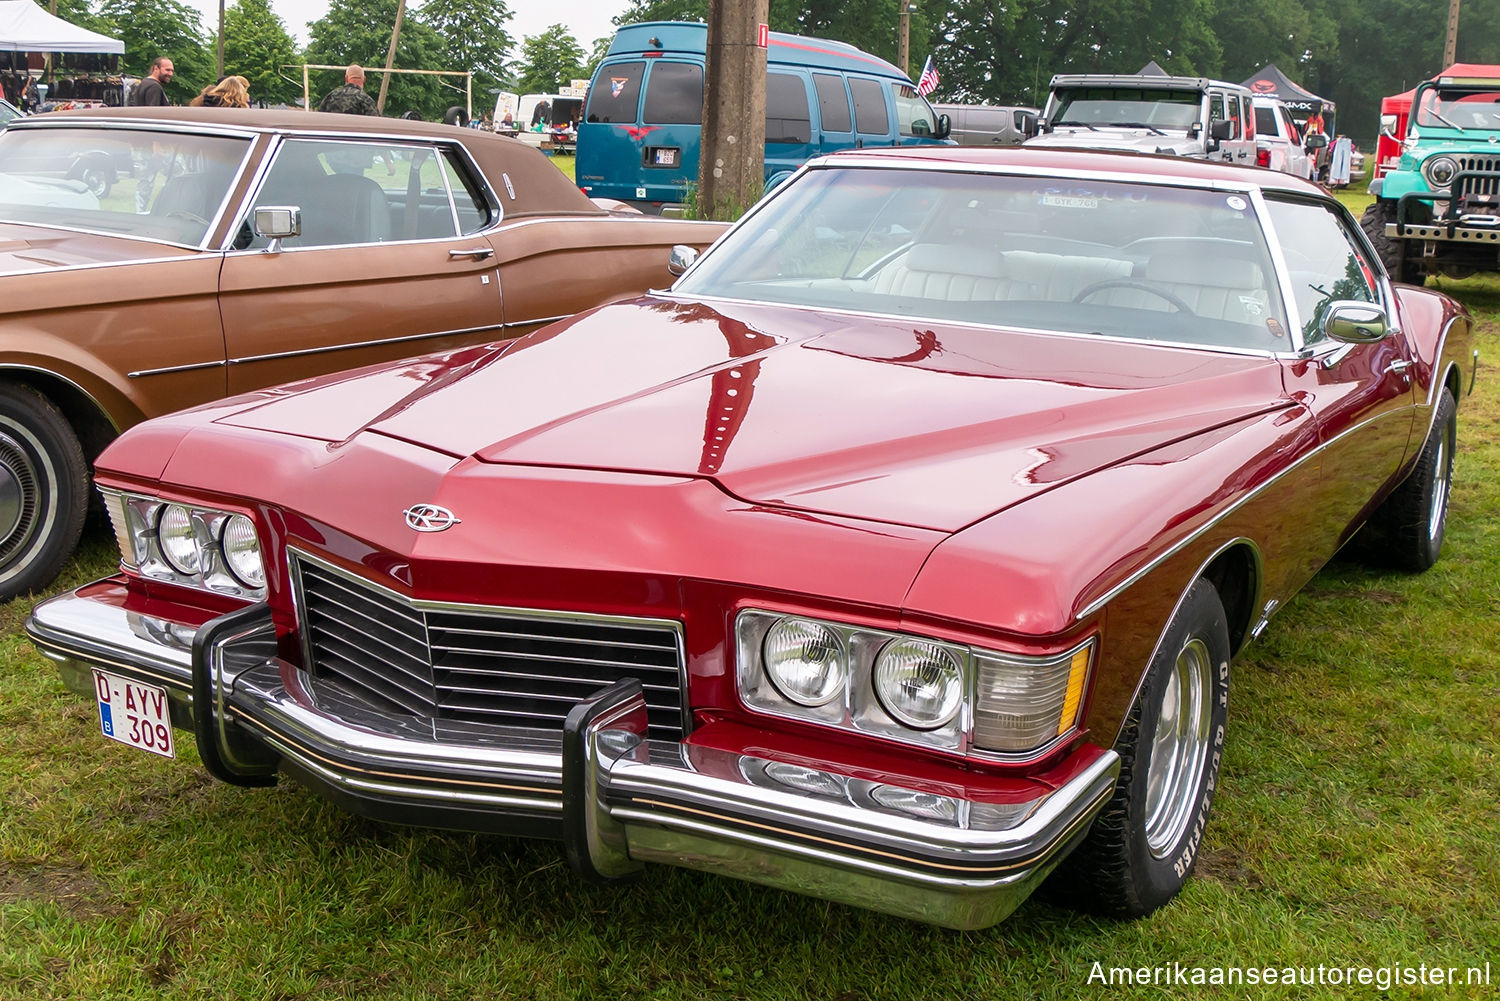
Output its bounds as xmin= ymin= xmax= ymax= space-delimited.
xmin=1428 ymin=110 xmax=1466 ymax=131
xmin=1117 ymin=121 xmax=1166 ymax=135
xmin=1054 ymin=120 xmax=1100 ymax=131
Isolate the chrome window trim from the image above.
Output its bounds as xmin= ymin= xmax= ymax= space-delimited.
xmin=286 ymin=546 xmax=692 ymax=735
xmin=8 ymin=118 xmax=263 ymax=140
xmin=212 ymin=131 xmax=281 ymax=252
xmin=1075 ymin=405 xmax=1400 ymax=622
xmin=193 ymin=135 xmax=261 ymax=251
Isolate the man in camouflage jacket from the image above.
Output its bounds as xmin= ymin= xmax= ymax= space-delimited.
xmin=319 ymin=65 xmax=378 ymax=115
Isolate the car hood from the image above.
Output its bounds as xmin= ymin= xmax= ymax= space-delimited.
xmin=1026 ymin=129 xmax=1201 ymax=156
xmin=217 ymin=297 xmax=1293 ymax=532
xmin=0 ymin=220 xmax=197 ymax=274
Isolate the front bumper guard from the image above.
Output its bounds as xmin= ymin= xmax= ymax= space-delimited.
xmin=1393 ymin=180 xmax=1500 ymax=243
xmin=28 ymin=586 xmax=1119 ymax=930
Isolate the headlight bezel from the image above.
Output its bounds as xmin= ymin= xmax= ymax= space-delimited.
xmin=100 ymin=488 xmax=268 ymax=600
xmin=1423 ymin=154 xmax=1458 ymax=188
xmin=736 ymin=606 xmax=1094 ymax=759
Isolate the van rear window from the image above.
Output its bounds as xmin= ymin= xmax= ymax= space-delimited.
xmin=849 ymin=77 xmax=888 ymax=135
xmin=585 ymin=62 xmax=645 ymax=123
xmin=766 ymin=73 xmax=811 ymax=144
xmin=644 ymin=62 xmax=704 ymax=124
xmin=814 ymin=74 xmax=851 ymax=133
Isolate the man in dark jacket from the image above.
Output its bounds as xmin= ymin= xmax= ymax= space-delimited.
xmin=128 ymin=57 xmax=173 ymax=107
xmin=318 ymin=65 xmax=378 ymax=115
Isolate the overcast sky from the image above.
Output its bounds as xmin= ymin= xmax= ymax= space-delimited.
xmin=182 ymin=0 xmax=623 ymax=55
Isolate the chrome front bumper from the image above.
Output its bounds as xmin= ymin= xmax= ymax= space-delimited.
xmin=28 ymin=584 xmax=1119 ymax=930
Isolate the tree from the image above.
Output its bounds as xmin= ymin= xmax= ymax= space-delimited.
xmin=223 ymin=0 xmax=300 ymax=106
xmin=417 ymin=0 xmax=515 ymax=109
xmin=304 ymin=0 xmax=450 ymax=119
xmin=514 ymin=25 xmax=586 ymax=95
xmin=96 ymin=0 xmax=214 ymax=102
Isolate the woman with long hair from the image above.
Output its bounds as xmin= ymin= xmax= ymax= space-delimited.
xmin=189 ymin=75 xmax=251 ymax=108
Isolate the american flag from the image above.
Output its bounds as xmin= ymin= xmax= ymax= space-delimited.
xmin=917 ymin=55 xmax=940 ymax=97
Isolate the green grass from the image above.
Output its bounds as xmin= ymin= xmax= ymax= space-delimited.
xmin=2 ymin=232 xmax=1498 ymax=999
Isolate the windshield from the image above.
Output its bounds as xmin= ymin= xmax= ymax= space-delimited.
xmin=1050 ymin=87 xmax=1202 ymax=130
xmin=1414 ymin=83 xmax=1500 ymax=131
xmin=0 ymin=127 xmax=251 ymax=245
xmin=674 ymin=167 xmax=1289 ymax=352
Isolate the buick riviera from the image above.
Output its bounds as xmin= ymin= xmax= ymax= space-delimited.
xmin=27 ymin=148 xmax=1475 ymax=928
xmin=0 ymin=107 xmax=722 ymax=599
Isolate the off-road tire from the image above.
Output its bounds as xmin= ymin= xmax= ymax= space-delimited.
xmin=1364 ymin=387 xmax=1456 ymax=573
xmin=0 ymin=384 xmax=89 ymax=601
xmin=1360 ymin=201 xmax=1423 ymax=285
xmin=1048 ymin=579 xmax=1231 ymax=917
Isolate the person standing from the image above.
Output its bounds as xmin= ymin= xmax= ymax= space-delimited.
xmin=128 ymin=57 xmax=173 ymax=107
xmin=318 ymin=65 xmax=378 ymax=115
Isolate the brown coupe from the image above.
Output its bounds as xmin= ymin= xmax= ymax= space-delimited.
xmin=0 ymin=107 xmax=723 ymax=600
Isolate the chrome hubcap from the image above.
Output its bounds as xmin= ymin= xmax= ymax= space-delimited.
xmin=1144 ymin=636 xmax=1213 ymax=858
xmin=1427 ymin=428 xmax=1450 ymax=542
xmin=0 ymin=429 xmax=37 ymax=553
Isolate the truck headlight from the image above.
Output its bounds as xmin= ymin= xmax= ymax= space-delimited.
xmin=1425 ymin=155 xmax=1458 ymax=187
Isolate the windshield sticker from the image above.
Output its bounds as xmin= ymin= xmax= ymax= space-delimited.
xmin=1225 ymin=195 xmax=1248 ymax=211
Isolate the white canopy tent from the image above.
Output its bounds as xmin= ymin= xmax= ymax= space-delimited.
xmin=0 ymin=0 xmax=122 ymax=54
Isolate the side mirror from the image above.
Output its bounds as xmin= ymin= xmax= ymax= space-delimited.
xmin=1209 ymin=119 xmax=1233 ymax=141
xmin=667 ymin=244 xmax=699 ymax=277
xmin=1017 ymin=111 xmax=1039 ymax=139
xmin=253 ymin=205 xmax=301 ymax=253
xmin=1323 ymin=301 xmax=1389 ymax=344
xmin=934 ymin=113 xmax=951 ymax=141
xmin=1305 ymin=132 xmax=1329 ymax=151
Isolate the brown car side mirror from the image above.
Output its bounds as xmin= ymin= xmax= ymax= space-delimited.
xmin=253 ymin=206 xmax=302 ymax=253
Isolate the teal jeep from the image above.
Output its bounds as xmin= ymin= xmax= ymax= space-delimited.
xmin=1360 ymin=72 xmax=1500 ymax=283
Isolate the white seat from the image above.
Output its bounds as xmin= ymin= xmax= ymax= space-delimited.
xmin=872 ymin=243 xmax=1036 ymax=301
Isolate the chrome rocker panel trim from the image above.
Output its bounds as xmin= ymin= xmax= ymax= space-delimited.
xmin=27 ymin=586 xmax=1119 ymax=930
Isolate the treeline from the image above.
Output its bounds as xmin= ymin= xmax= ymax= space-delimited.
xmin=613 ymin=0 xmax=1500 ymax=147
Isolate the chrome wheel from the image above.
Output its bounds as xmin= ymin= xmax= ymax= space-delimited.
xmin=1144 ymin=636 xmax=1213 ymax=858
xmin=1427 ymin=429 xmax=1450 ymax=542
xmin=0 ymin=427 xmax=45 ymax=565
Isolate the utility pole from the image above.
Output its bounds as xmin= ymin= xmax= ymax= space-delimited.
xmin=698 ymin=0 xmax=768 ymax=221
xmin=217 ymin=0 xmax=225 ymax=78
xmin=377 ymin=0 xmax=408 ymax=114
xmin=1443 ymin=0 xmax=1460 ymax=66
xmin=898 ymin=3 xmax=911 ymax=78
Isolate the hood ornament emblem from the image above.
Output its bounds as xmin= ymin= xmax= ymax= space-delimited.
xmin=403 ymin=504 xmax=461 ymax=532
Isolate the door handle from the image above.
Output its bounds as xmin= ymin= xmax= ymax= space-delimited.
xmin=1385 ymin=359 xmax=1413 ymax=375
xmin=449 ymin=247 xmax=494 ymax=261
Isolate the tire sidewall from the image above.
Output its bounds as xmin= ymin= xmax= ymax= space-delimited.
xmin=0 ymin=387 xmax=88 ymax=597
xmin=1120 ymin=581 xmax=1231 ymax=912
xmin=1411 ymin=389 xmax=1457 ymax=569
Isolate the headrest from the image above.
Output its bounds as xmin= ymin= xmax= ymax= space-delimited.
xmin=905 ymin=243 xmax=1007 ymax=279
xmin=1146 ymin=252 xmax=1262 ymax=287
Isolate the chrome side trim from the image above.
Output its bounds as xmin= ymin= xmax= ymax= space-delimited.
xmin=217 ymin=322 xmax=507 ymax=369
xmin=128 ymin=358 xmax=227 ymax=379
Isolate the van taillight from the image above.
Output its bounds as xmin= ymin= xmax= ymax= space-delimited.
xmin=1256 ymin=147 xmax=1271 ymax=168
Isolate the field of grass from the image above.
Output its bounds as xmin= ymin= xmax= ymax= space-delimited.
xmin=2 ymin=185 xmax=1496 ymax=999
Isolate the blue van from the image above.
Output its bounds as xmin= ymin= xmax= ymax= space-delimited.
xmin=577 ymin=21 xmax=951 ymax=212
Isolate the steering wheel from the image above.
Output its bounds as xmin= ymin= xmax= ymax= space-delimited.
xmin=165 ymin=210 xmax=211 ymax=228
xmin=1074 ymin=278 xmax=1197 ymax=316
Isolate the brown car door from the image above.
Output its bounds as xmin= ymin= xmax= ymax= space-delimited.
xmin=218 ymin=137 xmax=505 ymax=395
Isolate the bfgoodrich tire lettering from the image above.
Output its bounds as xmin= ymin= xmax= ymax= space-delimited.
xmin=0 ymin=384 xmax=89 ymax=601
xmin=1049 ymin=579 xmax=1231 ymax=917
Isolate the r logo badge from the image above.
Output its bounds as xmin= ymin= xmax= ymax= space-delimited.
xmin=403 ymin=504 xmax=461 ymax=532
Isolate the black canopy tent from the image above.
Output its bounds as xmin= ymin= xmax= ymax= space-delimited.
xmin=1241 ymin=63 xmax=1334 ymax=132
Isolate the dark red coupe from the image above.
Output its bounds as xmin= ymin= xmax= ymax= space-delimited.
xmin=28 ymin=148 xmax=1476 ymax=929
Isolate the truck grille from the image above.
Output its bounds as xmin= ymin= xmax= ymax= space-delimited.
xmin=1457 ymin=156 xmax=1500 ymax=199
xmin=290 ymin=552 xmax=687 ymax=740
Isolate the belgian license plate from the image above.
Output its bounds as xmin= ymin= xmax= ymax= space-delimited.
xmin=93 ymin=669 xmax=175 ymax=759
xmin=654 ymin=148 xmax=678 ymax=166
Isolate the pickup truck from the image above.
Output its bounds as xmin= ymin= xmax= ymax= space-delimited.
xmin=1251 ymin=95 xmax=1317 ymax=177
xmin=1024 ymin=73 xmax=1257 ymax=165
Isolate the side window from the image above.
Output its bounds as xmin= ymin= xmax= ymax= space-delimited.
xmin=1209 ymin=94 xmax=1226 ymax=131
xmin=814 ymin=73 xmax=851 ymax=133
xmin=888 ymin=83 xmax=936 ymax=137
xmin=1253 ymin=105 xmax=1276 ymax=136
xmin=440 ymin=150 xmax=493 ymax=234
xmin=1234 ymin=96 xmax=1248 ymax=138
xmin=849 ymin=77 xmax=888 ymax=135
xmin=643 ymin=62 xmax=703 ymax=125
xmin=241 ymin=138 xmax=422 ymax=250
xmin=1265 ymin=199 xmax=1377 ymax=343
xmin=765 ymin=72 xmax=811 ymax=143
xmin=585 ymin=62 xmax=644 ymax=123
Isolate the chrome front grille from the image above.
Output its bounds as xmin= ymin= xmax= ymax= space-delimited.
xmin=291 ymin=552 xmax=687 ymax=740
xmin=1457 ymin=156 xmax=1500 ymax=199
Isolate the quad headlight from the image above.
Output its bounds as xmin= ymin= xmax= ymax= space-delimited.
xmin=737 ymin=608 xmax=1093 ymax=757
xmin=102 ymin=489 xmax=267 ymax=598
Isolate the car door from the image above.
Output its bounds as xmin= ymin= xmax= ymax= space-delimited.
xmin=848 ymin=76 xmax=894 ymax=149
xmin=218 ymin=136 xmax=503 ymax=394
xmin=813 ymin=73 xmax=855 ymax=154
xmin=1269 ymin=197 xmax=1417 ymax=550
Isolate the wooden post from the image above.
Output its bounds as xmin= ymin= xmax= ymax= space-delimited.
xmin=698 ymin=0 xmax=768 ymax=221
xmin=303 ymin=64 xmax=310 ymax=110
xmin=898 ymin=4 xmax=911 ymax=79
xmin=217 ymin=0 xmax=226 ymax=79
xmin=377 ymin=0 xmax=408 ymax=114
xmin=1443 ymin=0 xmax=1460 ymax=67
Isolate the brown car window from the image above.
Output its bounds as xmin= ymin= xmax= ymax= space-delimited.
xmin=242 ymin=138 xmax=457 ymax=250
xmin=1264 ymin=199 xmax=1377 ymax=344
xmin=439 ymin=150 xmax=493 ymax=234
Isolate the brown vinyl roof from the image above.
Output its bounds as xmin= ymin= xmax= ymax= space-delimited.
xmin=33 ymin=106 xmax=603 ymax=218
